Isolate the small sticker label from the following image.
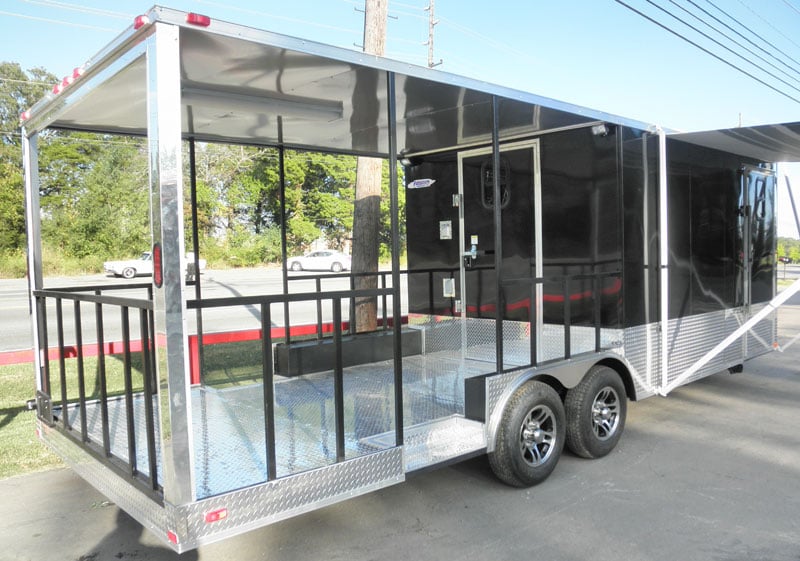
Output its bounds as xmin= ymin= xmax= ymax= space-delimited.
xmin=407 ymin=178 xmax=436 ymax=189
xmin=470 ymin=235 xmax=479 ymax=246
xmin=439 ymin=220 xmax=452 ymax=240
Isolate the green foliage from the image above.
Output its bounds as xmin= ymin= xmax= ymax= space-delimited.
xmin=778 ymin=237 xmax=800 ymax=263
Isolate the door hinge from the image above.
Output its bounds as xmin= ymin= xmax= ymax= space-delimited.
xmin=454 ymin=299 xmax=462 ymax=313
xmin=452 ymin=194 xmax=461 ymax=208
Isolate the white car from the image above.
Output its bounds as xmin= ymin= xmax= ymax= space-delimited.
xmin=287 ymin=250 xmax=351 ymax=272
xmin=104 ymin=252 xmax=206 ymax=280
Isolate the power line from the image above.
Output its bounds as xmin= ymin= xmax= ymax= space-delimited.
xmin=17 ymin=0 xmax=133 ymax=20
xmin=703 ymin=0 xmax=800 ymax=74
xmin=640 ymin=0 xmax=800 ymax=97
xmin=668 ymin=0 xmax=800 ymax=85
xmin=196 ymin=0 xmax=361 ymax=36
xmin=731 ymin=0 xmax=800 ymax=53
xmin=0 ymin=9 xmax=117 ymax=32
xmin=0 ymin=76 xmax=53 ymax=86
xmin=612 ymin=0 xmax=800 ymax=105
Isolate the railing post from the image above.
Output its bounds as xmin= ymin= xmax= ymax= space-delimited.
xmin=563 ymin=277 xmax=571 ymax=360
xmin=121 ymin=307 xmax=138 ymax=476
xmin=94 ymin=292 xmax=111 ymax=457
xmin=332 ymin=298 xmax=346 ymax=462
xmin=74 ymin=301 xmax=88 ymax=443
xmin=261 ymin=302 xmax=277 ymax=480
xmin=56 ymin=298 xmax=68 ymax=429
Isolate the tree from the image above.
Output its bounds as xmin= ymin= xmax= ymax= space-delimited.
xmin=352 ymin=0 xmax=389 ymax=333
xmin=0 ymin=62 xmax=57 ymax=253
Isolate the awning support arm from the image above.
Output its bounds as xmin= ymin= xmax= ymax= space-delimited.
xmin=659 ymin=278 xmax=800 ymax=396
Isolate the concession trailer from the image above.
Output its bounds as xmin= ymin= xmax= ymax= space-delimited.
xmin=20 ymin=6 xmax=800 ymax=552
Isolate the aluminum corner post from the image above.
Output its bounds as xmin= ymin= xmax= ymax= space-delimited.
xmin=22 ymin=130 xmax=45 ymax=393
xmin=146 ymin=23 xmax=196 ymax=505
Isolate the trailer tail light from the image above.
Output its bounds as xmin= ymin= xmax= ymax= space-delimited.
xmin=204 ymin=508 xmax=228 ymax=523
xmin=186 ymin=12 xmax=211 ymax=27
xmin=133 ymin=14 xmax=150 ymax=29
xmin=152 ymin=243 xmax=163 ymax=288
xmin=167 ymin=530 xmax=178 ymax=545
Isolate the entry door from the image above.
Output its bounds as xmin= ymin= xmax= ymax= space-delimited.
xmin=456 ymin=141 xmax=542 ymax=364
xmin=738 ymin=166 xmax=776 ymax=310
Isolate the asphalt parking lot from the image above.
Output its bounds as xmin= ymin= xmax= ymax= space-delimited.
xmin=2 ymin=303 xmax=799 ymax=561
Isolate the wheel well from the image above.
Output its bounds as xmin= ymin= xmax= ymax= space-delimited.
xmin=595 ymin=358 xmax=637 ymax=401
xmin=529 ymin=374 xmax=567 ymax=401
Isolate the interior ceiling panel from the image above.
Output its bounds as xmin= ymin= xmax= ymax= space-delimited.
xmin=670 ymin=122 xmax=800 ymax=163
xmin=42 ymin=14 xmax=798 ymax=163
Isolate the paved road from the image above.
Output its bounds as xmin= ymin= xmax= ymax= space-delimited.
xmin=1 ymin=304 xmax=799 ymax=561
xmin=0 ymin=268 xmax=400 ymax=352
xmin=3 ymin=266 xmax=799 ymax=352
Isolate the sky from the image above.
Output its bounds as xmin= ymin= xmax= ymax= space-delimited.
xmin=1 ymin=0 xmax=800 ymax=236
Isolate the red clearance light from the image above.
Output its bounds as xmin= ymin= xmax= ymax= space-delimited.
xmin=20 ymin=110 xmax=30 ymax=122
xmin=52 ymin=82 xmax=63 ymax=95
xmin=186 ymin=12 xmax=211 ymax=27
xmin=204 ymin=508 xmax=228 ymax=523
xmin=72 ymin=67 xmax=85 ymax=80
xmin=62 ymin=76 xmax=73 ymax=88
xmin=133 ymin=14 xmax=149 ymax=30
xmin=167 ymin=530 xmax=178 ymax=545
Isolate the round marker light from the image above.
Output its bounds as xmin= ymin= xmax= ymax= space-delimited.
xmin=133 ymin=15 xmax=150 ymax=29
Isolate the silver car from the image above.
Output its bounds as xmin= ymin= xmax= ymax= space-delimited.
xmin=287 ymin=250 xmax=351 ymax=272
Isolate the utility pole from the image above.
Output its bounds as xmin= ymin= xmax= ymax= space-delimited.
xmin=425 ymin=0 xmax=442 ymax=68
xmin=352 ymin=0 xmax=388 ymax=333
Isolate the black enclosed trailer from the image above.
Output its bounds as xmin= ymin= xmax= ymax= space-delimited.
xmin=21 ymin=6 xmax=800 ymax=552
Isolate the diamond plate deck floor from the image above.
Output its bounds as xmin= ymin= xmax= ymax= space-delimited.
xmin=62 ymin=321 xmax=621 ymax=499
xmin=65 ymin=348 xmax=490 ymax=499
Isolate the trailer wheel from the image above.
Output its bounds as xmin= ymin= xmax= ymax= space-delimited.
xmin=489 ymin=381 xmax=565 ymax=487
xmin=565 ymin=365 xmax=627 ymax=459
xmin=121 ymin=267 xmax=136 ymax=279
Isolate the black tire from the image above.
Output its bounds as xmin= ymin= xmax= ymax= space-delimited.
xmin=565 ymin=365 xmax=627 ymax=459
xmin=121 ymin=267 xmax=136 ymax=279
xmin=290 ymin=261 xmax=302 ymax=272
xmin=489 ymin=380 xmax=566 ymax=488
xmin=331 ymin=261 xmax=343 ymax=273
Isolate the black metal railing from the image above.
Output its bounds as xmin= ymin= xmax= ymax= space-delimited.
xmin=188 ymin=284 xmax=402 ymax=482
xmin=502 ymin=270 xmax=623 ymax=367
xmin=33 ymin=283 xmax=161 ymax=498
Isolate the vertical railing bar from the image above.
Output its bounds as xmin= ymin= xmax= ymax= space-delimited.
xmin=428 ymin=271 xmax=435 ymax=314
xmin=261 ymin=302 xmax=277 ymax=481
xmin=563 ymin=277 xmax=571 ymax=360
xmin=94 ymin=292 xmax=110 ymax=457
xmin=381 ymin=273 xmax=388 ymax=330
xmin=56 ymin=298 xmax=69 ymax=430
xmin=121 ymin=306 xmax=137 ymax=476
xmin=74 ymin=300 xmax=88 ymax=442
xmin=332 ymin=298 xmax=345 ymax=462
xmin=140 ymin=308 xmax=158 ymax=490
xmin=316 ymin=278 xmax=323 ymax=340
xmin=39 ymin=297 xmax=51 ymax=398
xmin=530 ymin=280 xmax=538 ymax=367
xmin=348 ymin=274 xmax=356 ymax=335
xmin=594 ymin=275 xmax=602 ymax=352
xmin=147 ymin=308 xmax=156 ymax=393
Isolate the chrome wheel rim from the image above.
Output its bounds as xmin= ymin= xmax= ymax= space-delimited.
xmin=518 ymin=405 xmax=556 ymax=467
xmin=591 ymin=386 xmax=621 ymax=441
